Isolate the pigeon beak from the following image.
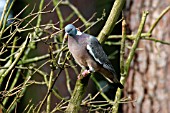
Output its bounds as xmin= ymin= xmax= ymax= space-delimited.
xmin=64 ymin=33 xmax=68 ymax=40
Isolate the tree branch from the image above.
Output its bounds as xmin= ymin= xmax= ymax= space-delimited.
xmin=98 ymin=0 xmax=126 ymax=44
xmin=112 ymin=11 xmax=149 ymax=113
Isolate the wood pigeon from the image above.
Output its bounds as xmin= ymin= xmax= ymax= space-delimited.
xmin=65 ymin=24 xmax=123 ymax=89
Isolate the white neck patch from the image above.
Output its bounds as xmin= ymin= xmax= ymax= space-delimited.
xmin=76 ymin=31 xmax=82 ymax=36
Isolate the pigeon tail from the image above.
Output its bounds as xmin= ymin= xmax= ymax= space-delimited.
xmin=115 ymin=82 xmax=124 ymax=89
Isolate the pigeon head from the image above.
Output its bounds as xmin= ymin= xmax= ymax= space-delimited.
xmin=65 ymin=24 xmax=77 ymax=36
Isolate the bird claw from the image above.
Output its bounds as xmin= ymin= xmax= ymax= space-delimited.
xmin=82 ymin=70 xmax=90 ymax=76
xmin=77 ymin=70 xmax=90 ymax=80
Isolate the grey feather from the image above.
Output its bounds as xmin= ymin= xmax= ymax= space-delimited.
xmin=86 ymin=36 xmax=117 ymax=75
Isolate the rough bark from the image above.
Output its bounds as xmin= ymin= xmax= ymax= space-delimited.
xmin=123 ymin=0 xmax=170 ymax=113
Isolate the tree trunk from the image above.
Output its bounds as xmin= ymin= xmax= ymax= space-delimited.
xmin=123 ymin=0 xmax=170 ymax=113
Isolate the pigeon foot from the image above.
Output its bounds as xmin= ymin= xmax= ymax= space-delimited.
xmin=77 ymin=70 xmax=90 ymax=79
